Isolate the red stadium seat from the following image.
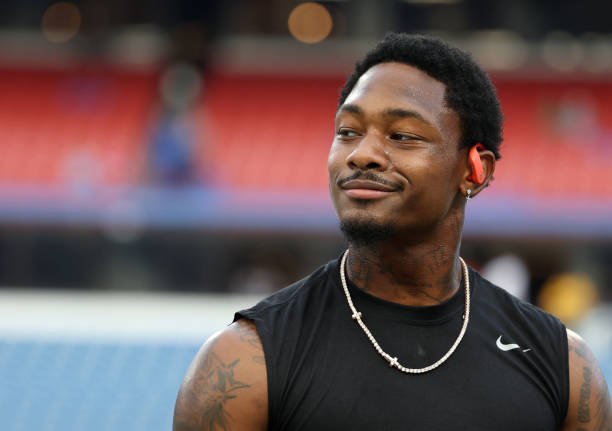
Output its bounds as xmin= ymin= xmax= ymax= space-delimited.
xmin=1 ymin=66 xmax=611 ymax=206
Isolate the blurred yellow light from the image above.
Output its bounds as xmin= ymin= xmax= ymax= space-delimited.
xmin=538 ymin=272 xmax=598 ymax=324
xmin=42 ymin=2 xmax=81 ymax=43
xmin=288 ymin=2 xmax=333 ymax=44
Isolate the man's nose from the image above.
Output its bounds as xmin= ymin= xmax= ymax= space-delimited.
xmin=346 ymin=132 xmax=389 ymax=171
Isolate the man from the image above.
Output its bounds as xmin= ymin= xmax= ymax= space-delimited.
xmin=173 ymin=33 xmax=611 ymax=430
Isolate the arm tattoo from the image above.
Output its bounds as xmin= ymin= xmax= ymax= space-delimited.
xmin=578 ymin=366 xmax=592 ymax=423
xmin=252 ymin=355 xmax=266 ymax=365
xmin=570 ymin=342 xmax=590 ymax=361
xmin=177 ymin=352 xmax=250 ymax=431
xmin=233 ymin=319 xmax=264 ymax=351
xmin=232 ymin=320 xmax=266 ymax=366
xmin=568 ymin=332 xmax=612 ymax=431
xmin=593 ymin=380 xmax=611 ymax=431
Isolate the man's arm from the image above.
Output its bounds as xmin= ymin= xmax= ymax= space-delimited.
xmin=173 ymin=319 xmax=268 ymax=431
xmin=561 ymin=329 xmax=611 ymax=431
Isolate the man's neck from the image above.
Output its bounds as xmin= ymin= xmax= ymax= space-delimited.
xmin=346 ymin=216 xmax=464 ymax=307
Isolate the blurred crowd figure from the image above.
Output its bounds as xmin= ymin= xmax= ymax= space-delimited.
xmin=481 ymin=253 xmax=530 ymax=301
xmin=541 ymin=91 xmax=612 ymax=157
xmin=226 ymin=246 xmax=301 ymax=295
xmin=148 ymin=62 xmax=203 ymax=186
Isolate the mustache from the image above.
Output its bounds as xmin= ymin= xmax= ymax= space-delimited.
xmin=337 ymin=171 xmax=405 ymax=191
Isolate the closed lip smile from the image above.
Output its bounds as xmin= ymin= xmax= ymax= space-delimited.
xmin=340 ymin=179 xmax=399 ymax=199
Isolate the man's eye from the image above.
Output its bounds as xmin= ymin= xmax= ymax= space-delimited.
xmin=390 ymin=133 xmax=420 ymax=141
xmin=337 ymin=129 xmax=359 ymax=137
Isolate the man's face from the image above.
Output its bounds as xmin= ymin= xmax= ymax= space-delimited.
xmin=328 ymin=62 xmax=465 ymax=239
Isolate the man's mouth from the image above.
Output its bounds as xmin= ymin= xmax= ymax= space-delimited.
xmin=339 ymin=179 xmax=399 ymax=199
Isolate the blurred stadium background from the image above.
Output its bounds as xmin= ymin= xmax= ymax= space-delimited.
xmin=1 ymin=0 xmax=611 ymax=429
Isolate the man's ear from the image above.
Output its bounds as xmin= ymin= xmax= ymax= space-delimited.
xmin=460 ymin=145 xmax=496 ymax=198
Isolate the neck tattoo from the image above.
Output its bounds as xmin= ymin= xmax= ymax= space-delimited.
xmin=339 ymin=249 xmax=471 ymax=374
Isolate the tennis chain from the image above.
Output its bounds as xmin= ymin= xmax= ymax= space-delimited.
xmin=339 ymin=249 xmax=470 ymax=374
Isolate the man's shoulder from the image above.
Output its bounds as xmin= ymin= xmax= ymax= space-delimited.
xmin=235 ymin=257 xmax=338 ymax=321
xmin=173 ymin=320 xmax=268 ymax=431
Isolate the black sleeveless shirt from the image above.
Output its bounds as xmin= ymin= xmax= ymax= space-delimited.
xmin=235 ymin=257 xmax=569 ymax=431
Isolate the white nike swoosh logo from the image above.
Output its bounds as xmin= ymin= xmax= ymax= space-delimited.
xmin=496 ymin=335 xmax=520 ymax=351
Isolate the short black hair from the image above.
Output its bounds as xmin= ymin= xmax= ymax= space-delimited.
xmin=338 ymin=32 xmax=503 ymax=159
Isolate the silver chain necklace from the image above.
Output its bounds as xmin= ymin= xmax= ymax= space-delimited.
xmin=339 ymin=249 xmax=471 ymax=374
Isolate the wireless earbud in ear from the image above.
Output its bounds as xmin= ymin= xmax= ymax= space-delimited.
xmin=467 ymin=143 xmax=485 ymax=185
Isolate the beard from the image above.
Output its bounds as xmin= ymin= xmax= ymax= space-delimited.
xmin=339 ymin=217 xmax=397 ymax=247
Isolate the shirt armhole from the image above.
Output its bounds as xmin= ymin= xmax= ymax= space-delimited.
xmin=559 ymin=322 xmax=570 ymax=427
xmin=234 ymin=310 xmax=276 ymax=431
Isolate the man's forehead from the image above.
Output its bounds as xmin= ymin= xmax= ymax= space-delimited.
xmin=343 ymin=62 xmax=451 ymax=118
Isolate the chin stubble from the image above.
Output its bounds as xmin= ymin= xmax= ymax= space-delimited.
xmin=339 ymin=218 xmax=397 ymax=247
